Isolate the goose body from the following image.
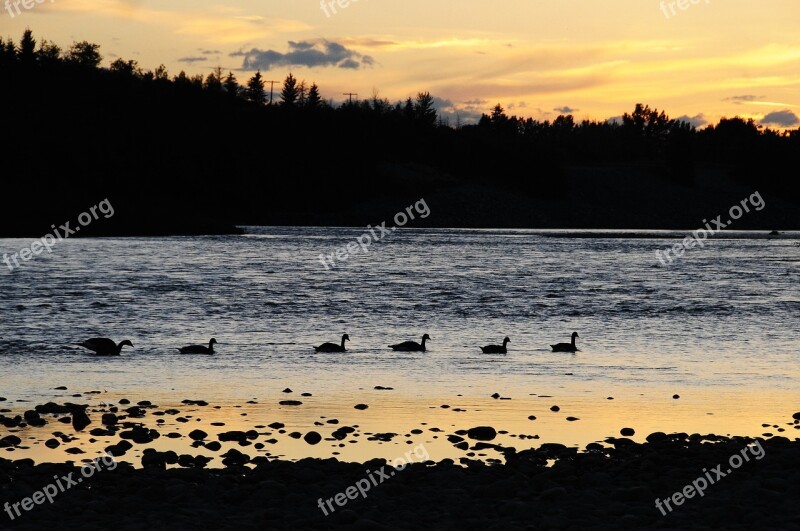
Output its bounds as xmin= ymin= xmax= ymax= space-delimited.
xmin=551 ymin=332 xmax=580 ymax=353
xmin=389 ymin=334 xmax=430 ymax=352
xmin=178 ymin=338 xmax=217 ymax=355
xmin=315 ymin=334 xmax=349 ymax=353
xmin=481 ymin=337 xmax=510 ymax=354
xmin=77 ymin=338 xmax=133 ymax=356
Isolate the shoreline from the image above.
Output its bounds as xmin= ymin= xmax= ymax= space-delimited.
xmin=1 ymin=433 xmax=797 ymax=529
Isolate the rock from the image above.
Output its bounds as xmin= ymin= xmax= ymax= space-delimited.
xmin=268 ymin=422 xmax=285 ymax=429
xmin=673 ymin=394 xmax=680 ymax=399
xmin=221 ymin=449 xmax=250 ymax=467
xmin=205 ymin=441 xmax=222 ymax=452
xmin=282 ymin=388 xmax=293 ymax=393
xmin=218 ymin=431 xmax=248 ymax=443
xmin=72 ymin=410 xmax=91 ymax=431
xmin=304 ymin=431 xmax=322 ymax=445
xmin=491 ymin=393 xmax=500 ymax=399
xmin=0 ymin=435 xmax=22 ymax=447
xmin=646 ymin=432 xmax=668 ymax=443
xmin=23 ymin=410 xmax=46 ymax=427
xmin=189 ymin=429 xmax=208 ymax=441
xmin=288 ymin=432 xmax=302 ymax=439
xmin=279 ymin=400 xmax=303 ymax=406
xmin=354 ymin=404 xmax=369 ymax=410
xmin=550 ymin=406 xmax=560 ymax=412
xmin=793 ymin=412 xmax=800 ymax=420
xmin=101 ymin=413 xmax=118 ymax=425
xmin=45 ymin=438 xmax=61 ymax=449
xmin=620 ymin=428 xmax=635 ymax=436
xmin=528 ymin=415 xmax=537 ymax=420
xmin=467 ymin=426 xmax=497 ymax=441
xmin=65 ymin=447 xmax=85 ymax=454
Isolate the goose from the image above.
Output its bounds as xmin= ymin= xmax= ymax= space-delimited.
xmin=389 ymin=334 xmax=430 ymax=352
xmin=481 ymin=337 xmax=510 ymax=354
xmin=551 ymin=332 xmax=580 ymax=353
xmin=314 ymin=334 xmax=349 ymax=353
xmin=77 ymin=338 xmax=133 ymax=356
xmin=178 ymin=338 xmax=217 ymax=355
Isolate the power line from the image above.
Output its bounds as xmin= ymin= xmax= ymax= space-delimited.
xmin=343 ymin=92 xmax=358 ymax=104
xmin=266 ymin=80 xmax=281 ymax=105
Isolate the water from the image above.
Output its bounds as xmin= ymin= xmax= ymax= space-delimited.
xmin=1 ymin=228 xmax=799 ymax=462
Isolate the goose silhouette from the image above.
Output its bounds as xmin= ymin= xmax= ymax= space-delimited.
xmin=551 ymin=332 xmax=580 ymax=353
xmin=481 ymin=337 xmax=510 ymax=354
xmin=77 ymin=338 xmax=133 ymax=356
xmin=389 ymin=334 xmax=430 ymax=352
xmin=315 ymin=334 xmax=349 ymax=353
xmin=178 ymin=338 xmax=217 ymax=355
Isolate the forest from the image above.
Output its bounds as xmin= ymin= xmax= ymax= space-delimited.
xmin=1 ymin=29 xmax=798 ymax=235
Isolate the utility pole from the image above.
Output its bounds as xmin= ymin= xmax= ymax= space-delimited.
xmin=343 ymin=92 xmax=358 ymax=104
xmin=266 ymin=80 xmax=281 ymax=105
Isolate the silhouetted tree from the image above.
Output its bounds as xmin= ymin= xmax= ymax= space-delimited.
xmin=307 ymin=83 xmax=321 ymax=109
xmin=415 ymin=91 xmax=437 ymax=126
xmin=36 ymin=40 xmax=61 ymax=65
xmin=204 ymin=67 xmax=223 ymax=93
xmin=223 ymin=72 xmax=239 ymax=99
xmin=280 ymin=73 xmax=298 ymax=107
xmin=19 ymin=29 xmax=36 ymax=64
xmin=154 ymin=64 xmax=169 ymax=81
xmin=246 ymin=70 xmax=266 ymax=104
xmin=66 ymin=41 xmax=102 ymax=68
xmin=0 ymin=38 xmax=15 ymax=67
xmin=297 ymin=80 xmax=308 ymax=107
xmin=110 ymin=58 xmax=140 ymax=76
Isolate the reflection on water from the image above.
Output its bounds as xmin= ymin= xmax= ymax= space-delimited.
xmin=1 ymin=228 xmax=798 ymax=464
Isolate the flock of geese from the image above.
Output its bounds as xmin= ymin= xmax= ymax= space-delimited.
xmin=75 ymin=332 xmax=581 ymax=356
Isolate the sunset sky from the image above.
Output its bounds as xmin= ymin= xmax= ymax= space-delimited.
xmin=4 ymin=0 xmax=799 ymax=127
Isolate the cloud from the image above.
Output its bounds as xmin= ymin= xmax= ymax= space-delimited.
xmin=200 ymin=49 xmax=222 ymax=55
xmin=230 ymin=40 xmax=374 ymax=71
xmin=760 ymin=110 xmax=799 ymax=127
xmin=605 ymin=116 xmax=624 ymax=125
xmin=725 ymin=95 xmax=764 ymax=104
xmin=553 ymin=106 xmax=578 ymax=114
xmin=178 ymin=56 xmax=208 ymax=64
xmin=675 ymin=113 xmax=707 ymax=128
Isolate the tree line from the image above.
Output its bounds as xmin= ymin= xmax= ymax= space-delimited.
xmin=0 ymin=29 xmax=797 ymax=235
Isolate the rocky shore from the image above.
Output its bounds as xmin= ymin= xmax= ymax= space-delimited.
xmin=2 ymin=432 xmax=799 ymax=530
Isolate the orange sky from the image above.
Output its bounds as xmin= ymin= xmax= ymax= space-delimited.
xmin=3 ymin=0 xmax=799 ymax=126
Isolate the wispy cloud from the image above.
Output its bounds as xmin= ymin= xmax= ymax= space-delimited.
xmin=230 ymin=40 xmax=374 ymax=71
xmin=554 ymin=106 xmax=578 ymax=114
xmin=178 ymin=56 xmax=208 ymax=64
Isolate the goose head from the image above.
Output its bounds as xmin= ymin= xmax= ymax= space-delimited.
xmin=502 ymin=337 xmax=511 ymax=345
xmin=209 ymin=338 xmax=218 ymax=345
xmin=572 ymin=332 xmax=579 ymax=339
xmin=421 ymin=334 xmax=431 ymax=342
xmin=342 ymin=334 xmax=350 ymax=342
xmin=119 ymin=340 xmax=134 ymax=348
